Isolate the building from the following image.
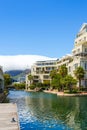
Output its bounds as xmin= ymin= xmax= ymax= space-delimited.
xmin=26 ymin=23 xmax=87 ymax=89
xmin=57 ymin=54 xmax=73 ymax=70
xmin=68 ymin=23 xmax=87 ymax=87
xmin=18 ymin=76 xmax=26 ymax=83
xmin=26 ymin=60 xmax=57 ymax=89
xmin=32 ymin=60 xmax=57 ymax=83
xmin=0 ymin=66 xmax=4 ymax=92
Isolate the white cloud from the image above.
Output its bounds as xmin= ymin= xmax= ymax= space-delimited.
xmin=0 ymin=55 xmax=56 ymax=72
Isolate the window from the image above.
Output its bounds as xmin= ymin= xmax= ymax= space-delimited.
xmin=85 ymin=80 xmax=87 ymax=87
xmin=74 ymin=63 xmax=78 ymax=69
xmin=73 ymin=50 xmax=76 ymax=54
xmin=84 ymin=62 xmax=87 ymax=70
xmin=43 ymin=75 xmax=49 ymax=79
xmin=46 ymin=67 xmax=51 ymax=71
xmin=77 ymin=48 xmax=80 ymax=53
xmin=68 ymin=66 xmax=71 ymax=72
xmin=79 ymin=39 xmax=81 ymax=42
xmin=85 ymin=48 xmax=87 ymax=52
xmin=84 ymin=37 xmax=86 ymax=41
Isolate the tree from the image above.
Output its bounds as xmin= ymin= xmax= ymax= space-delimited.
xmin=50 ymin=70 xmax=57 ymax=79
xmin=74 ymin=66 xmax=85 ymax=89
xmin=28 ymin=74 xmax=33 ymax=85
xmin=59 ymin=65 xmax=67 ymax=77
xmin=13 ymin=83 xmax=25 ymax=90
xmin=64 ymin=75 xmax=77 ymax=92
xmin=50 ymin=67 xmax=68 ymax=91
xmin=51 ymin=73 xmax=62 ymax=90
xmin=4 ymin=74 xmax=12 ymax=87
xmin=58 ymin=65 xmax=68 ymax=91
xmin=43 ymin=80 xmax=50 ymax=88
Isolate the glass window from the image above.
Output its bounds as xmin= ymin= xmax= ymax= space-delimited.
xmin=43 ymin=75 xmax=49 ymax=79
xmin=84 ymin=37 xmax=86 ymax=40
xmin=68 ymin=66 xmax=71 ymax=72
xmin=85 ymin=80 xmax=87 ymax=87
xmin=74 ymin=63 xmax=78 ymax=69
xmin=85 ymin=48 xmax=87 ymax=52
xmin=84 ymin=62 xmax=87 ymax=70
xmin=78 ymin=48 xmax=80 ymax=52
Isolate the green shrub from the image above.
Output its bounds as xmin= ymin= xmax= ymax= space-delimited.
xmin=29 ymin=84 xmax=36 ymax=90
xmin=64 ymin=90 xmax=69 ymax=93
xmin=14 ymin=83 xmax=25 ymax=90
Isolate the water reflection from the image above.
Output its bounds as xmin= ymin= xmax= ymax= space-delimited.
xmin=7 ymin=90 xmax=87 ymax=130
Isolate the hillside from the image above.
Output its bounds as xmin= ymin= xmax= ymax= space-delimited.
xmin=5 ymin=70 xmax=23 ymax=77
xmin=4 ymin=69 xmax=31 ymax=82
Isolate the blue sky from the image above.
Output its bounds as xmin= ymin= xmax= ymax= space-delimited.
xmin=0 ymin=0 xmax=87 ymax=58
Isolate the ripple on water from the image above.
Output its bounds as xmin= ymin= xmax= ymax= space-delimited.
xmin=7 ymin=91 xmax=87 ymax=130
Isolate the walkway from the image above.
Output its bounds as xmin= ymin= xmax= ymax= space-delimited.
xmin=0 ymin=103 xmax=20 ymax=130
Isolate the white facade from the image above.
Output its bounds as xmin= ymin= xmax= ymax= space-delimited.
xmin=57 ymin=55 xmax=73 ymax=69
xmin=26 ymin=23 xmax=87 ymax=88
xmin=26 ymin=60 xmax=57 ymax=88
xmin=68 ymin=23 xmax=87 ymax=87
xmin=31 ymin=60 xmax=57 ymax=83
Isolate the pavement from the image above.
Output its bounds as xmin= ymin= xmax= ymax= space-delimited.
xmin=0 ymin=103 xmax=20 ymax=130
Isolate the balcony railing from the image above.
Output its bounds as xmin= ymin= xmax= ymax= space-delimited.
xmin=73 ymin=52 xmax=87 ymax=57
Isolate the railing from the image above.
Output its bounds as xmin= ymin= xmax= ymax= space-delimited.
xmin=73 ymin=52 xmax=87 ymax=56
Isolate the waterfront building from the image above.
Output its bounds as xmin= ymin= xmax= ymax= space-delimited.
xmin=0 ymin=66 xmax=4 ymax=92
xmin=26 ymin=60 xmax=57 ymax=89
xmin=32 ymin=60 xmax=57 ymax=83
xmin=18 ymin=76 xmax=26 ymax=83
xmin=68 ymin=23 xmax=87 ymax=87
xmin=57 ymin=54 xmax=73 ymax=70
xmin=26 ymin=23 xmax=87 ymax=88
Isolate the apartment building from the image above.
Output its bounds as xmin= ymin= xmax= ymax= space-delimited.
xmin=68 ymin=23 xmax=87 ymax=87
xmin=26 ymin=23 xmax=87 ymax=88
xmin=57 ymin=55 xmax=73 ymax=70
xmin=26 ymin=60 xmax=57 ymax=89
xmin=0 ymin=66 xmax=4 ymax=91
xmin=31 ymin=60 xmax=57 ymax=83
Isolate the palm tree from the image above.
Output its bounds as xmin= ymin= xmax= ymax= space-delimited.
xmin=28 ymin=74 xmax=33 ymax=85
xmin=64 ymin=75 xmax=77 ymax=92
xmin=59 ymin=65 xmax=67 ymax=77
xmin=50 ymin=73 xmax=62 ymax=90
xmin=50 ymin=70 xmax=57 ymax=79
xmin=74 ymin=66 xmax=85 ymax=89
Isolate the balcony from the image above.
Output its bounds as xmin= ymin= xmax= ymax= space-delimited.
xmin=73 ymin=52 xmax=87 ymax=57
xmin=75 ymin=40 xmax=87 ymax=47
xmin=43 ymin=75 xmax=50 ymax=80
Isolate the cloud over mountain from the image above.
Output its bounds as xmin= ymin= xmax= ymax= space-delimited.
xmin=0 ymin=55 xmax=56 ymax=71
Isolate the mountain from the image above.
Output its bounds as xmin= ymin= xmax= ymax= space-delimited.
xmin=5 ymin=70 xmax=23 ymax=77
xmin=4 ymin=69 xmax=31 ymax=82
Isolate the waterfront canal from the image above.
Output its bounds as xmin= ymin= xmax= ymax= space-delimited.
xmin=6 ymin=90 xmax=87 ymax=130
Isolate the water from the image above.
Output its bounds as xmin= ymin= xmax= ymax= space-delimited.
xmin=6 ymin=90 xmax=87 ymax=130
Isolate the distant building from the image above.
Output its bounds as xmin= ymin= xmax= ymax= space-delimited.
xmin=26 ymin=60 xmax=57 ymax=89
xmin=26 ymin=23 xmax=87 ymax=89
xmin=18 ymin=76 xmax=26 ymax=83
xmin=32 ymin=60 xmax=57 ymax=83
